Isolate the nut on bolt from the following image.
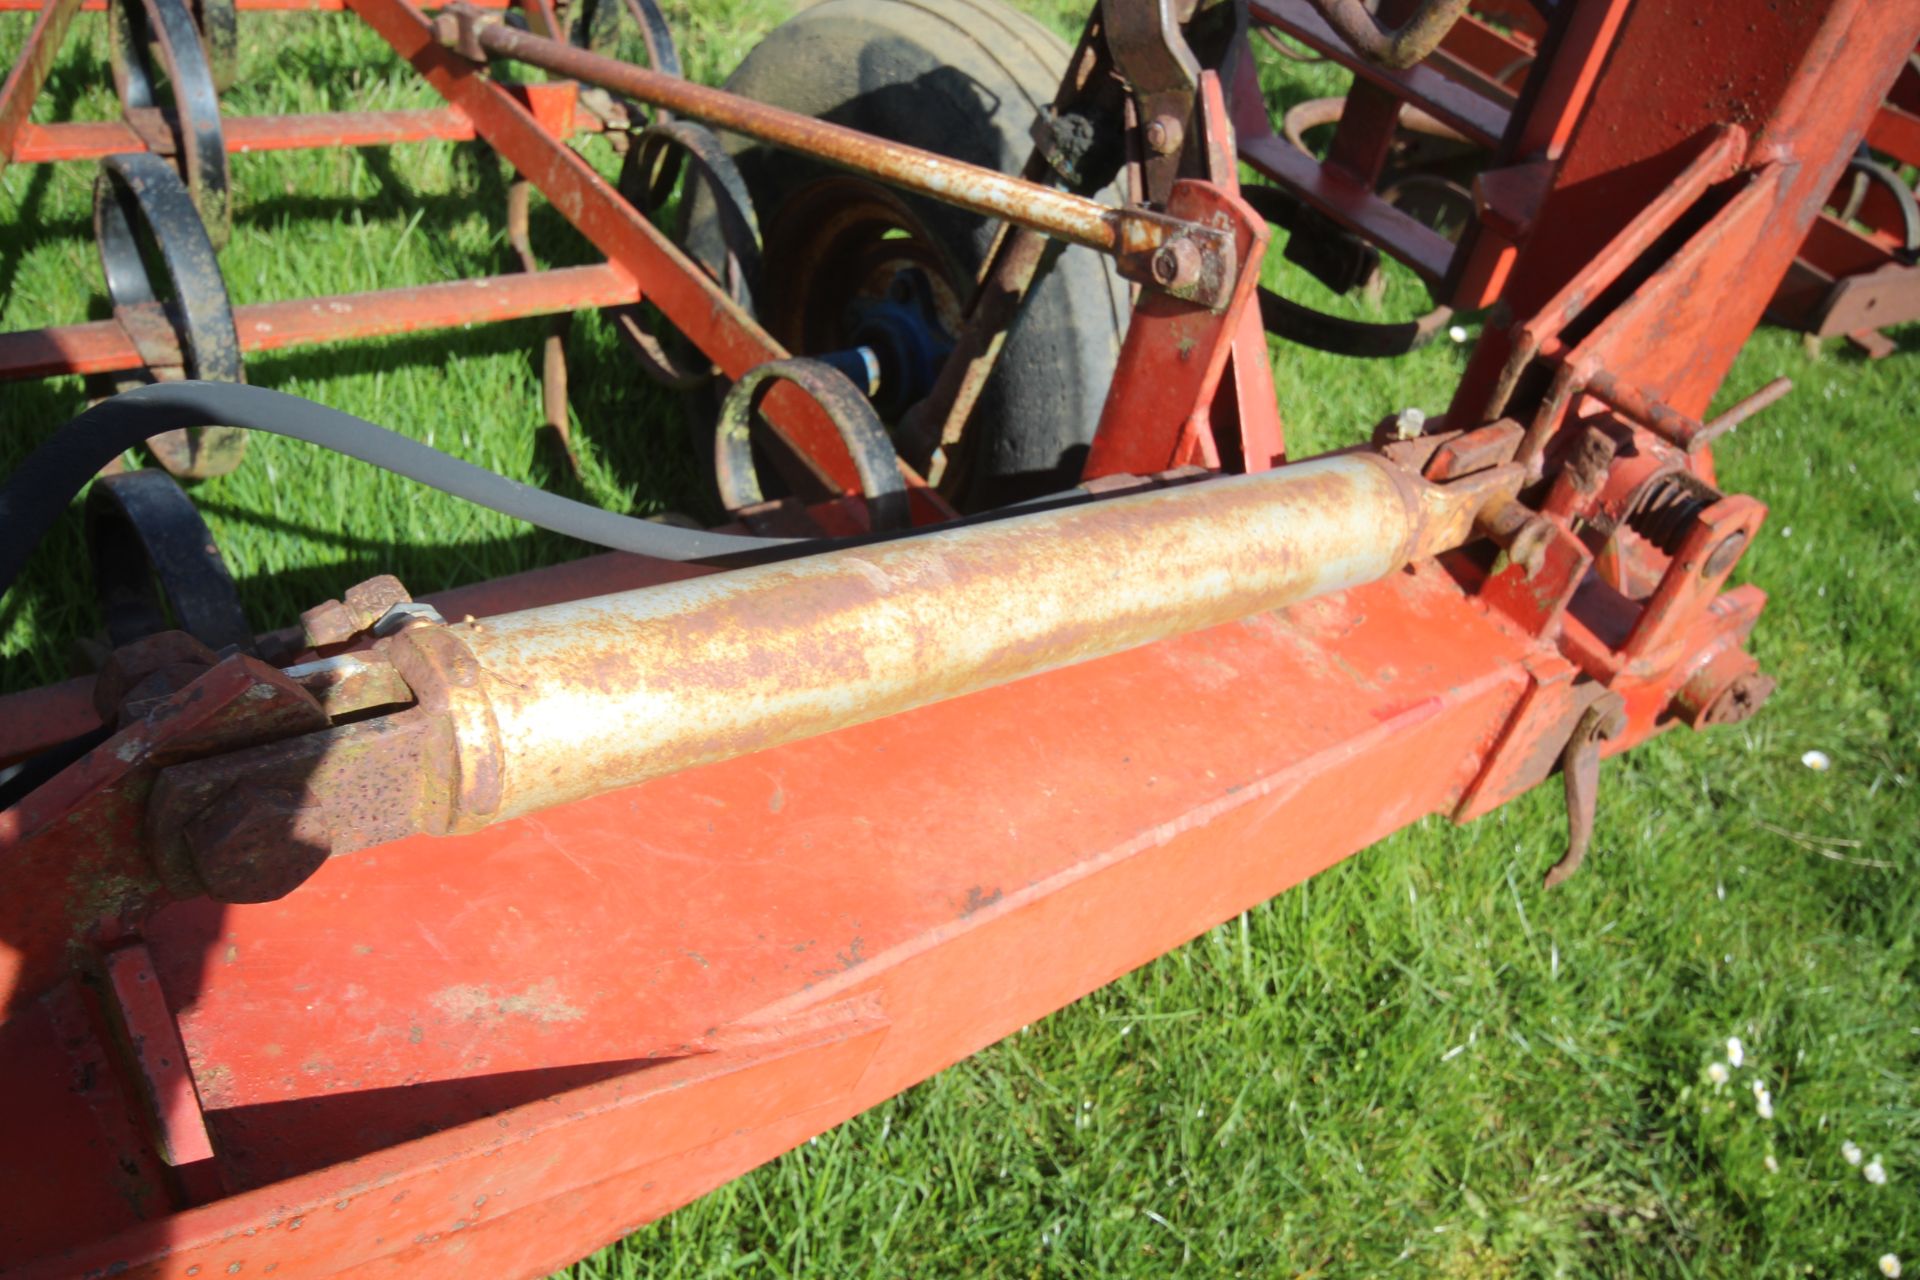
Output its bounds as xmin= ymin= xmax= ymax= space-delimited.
xmin=93 ymin=631 xmax=219 ymax=722
xmin=1702 ymin=672 xmax=1776 ymax=726
xmin=1150 ymin=238 xmax=1203 ymax=290
xmin=184 ymin=786 xmax=337 ymax=903
xmin=1144 ymin=114 xmax=1184 ymax=156
xmin=430 ymin=3 xmax=495 ymax=60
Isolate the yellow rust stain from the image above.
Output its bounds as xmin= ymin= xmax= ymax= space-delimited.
xmin=429 ymin=980 xmax=586 ymax=1026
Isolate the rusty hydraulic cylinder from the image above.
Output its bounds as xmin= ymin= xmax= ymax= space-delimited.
xmin=401 ymin=456 xmax=1510 ymax=826
xmin=148 ymin=455 xmax=1516 ymax=900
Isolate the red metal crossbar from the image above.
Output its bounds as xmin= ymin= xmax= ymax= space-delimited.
xmin=0 ymin=264 xmax=640 ymax=379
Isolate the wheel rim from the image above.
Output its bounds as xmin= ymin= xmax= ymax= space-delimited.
xmin=761 ymin=176 xmax=964 ymax=399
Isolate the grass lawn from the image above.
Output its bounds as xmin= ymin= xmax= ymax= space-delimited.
xmin=2 ymin=1 xmax=1915 ymax=1275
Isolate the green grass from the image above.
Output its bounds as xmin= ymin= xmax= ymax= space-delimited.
xmin=3 ymin=3 xmax=1917 ymax=1276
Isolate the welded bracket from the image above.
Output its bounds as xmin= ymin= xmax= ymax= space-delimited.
xmin=1101 ymin=0 xmax=1201 ymax=205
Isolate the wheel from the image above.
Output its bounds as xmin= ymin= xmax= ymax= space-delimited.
xmin=692 ymin=0 xmax=1128 ymax=509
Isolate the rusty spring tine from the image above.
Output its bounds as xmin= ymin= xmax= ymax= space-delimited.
xmin=715 ymin=358 xmax=911 ymax=533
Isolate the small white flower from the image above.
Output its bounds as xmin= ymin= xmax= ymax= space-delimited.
xmin=1864 ymin=1157 xmax=1888 ymax=1185
xmin=1764 ymin=1155 xmax=1779 ymax=1174
xmin=1801 ymin=749 xmax=1831 ymax=771
xmin=1755 ymin=1088 xmax=1774 ymax=1120
xmin=1880 ymin=1254 xmax=1902 ymax=1279
xmin=1707 ymin=1062 xmax=1731 ymax=1087
xmin=1843 ymin=1140 xmax=1864 ymax=1166
xmin=1447 ymin=324 xmax=1468 ymax=344
xmin=1727 ymin=1037 xmax=1745 ymax=1068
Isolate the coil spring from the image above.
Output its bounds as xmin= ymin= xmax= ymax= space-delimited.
xmin=1624 ymin=471 xmax=1719 ymax=553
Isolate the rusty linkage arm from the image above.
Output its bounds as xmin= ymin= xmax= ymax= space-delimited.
xmin=433 ymin=4 xmax=1239 ymax=306
xmin=1302 ymin=0 xmax=1473 ymax=70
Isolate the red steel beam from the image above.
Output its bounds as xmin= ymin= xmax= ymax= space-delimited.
xmin=10 ymin=108 xmax=485 ymax=162
xmin=1238 ymin=131 xmax=1456 ymax=283
xmin=0 ymin=263 xmax=642 ymax=380
xmin=1867 ymin=102 xmax=1920 ymax=165
xmin=0 ymin=0 xmax=83 ymax=173
xmin=1 ymin=560 xmax=1540 ymax=1273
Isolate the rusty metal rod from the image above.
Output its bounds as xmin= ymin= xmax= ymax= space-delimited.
xmin=392 ymin=454 xmax=1515 ymax=830
xmin=450 ymin=11 xmax=1130 ymax=254
xmin=1696 ymin=376 xmax=1793 ymax=447
xmin=1582 ymin=370 xmax=1709 ymax=450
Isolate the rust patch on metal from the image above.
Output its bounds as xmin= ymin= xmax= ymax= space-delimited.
xmin=429 ymin=981 xmax=586 ymax=1026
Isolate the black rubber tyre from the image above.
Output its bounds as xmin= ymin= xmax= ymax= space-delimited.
xmin=694 ymin=0 xmax=1128 ymax=508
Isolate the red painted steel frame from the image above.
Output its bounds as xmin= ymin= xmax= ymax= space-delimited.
xmin=0 ymin=264 xmax=640 ymax=378
xmin=1 ymin=1 xmax=1917 ymax=1277
xmin=2 ymin=553 xmax=1535 ymax=1276
xmin=14 ymin=108 xmax=494 ymax=162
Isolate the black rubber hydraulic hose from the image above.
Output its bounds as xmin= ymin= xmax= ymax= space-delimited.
xmin=0 ymin=381 xmax=806 ymax=601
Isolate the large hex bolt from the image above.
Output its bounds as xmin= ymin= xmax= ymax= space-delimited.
xmin=183 ymin=785 xmax=337 ymax=903
xmin=1673 ymin=644 xmax=1777 ymax=729
xmin=1701 ymin=672 xmax=1777 ymax=726
xmin=300 ymin=574 xmax=413 ymax=648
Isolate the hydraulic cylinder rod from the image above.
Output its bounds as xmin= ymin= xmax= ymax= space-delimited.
xmin=148 ymin=454 xmax=1516 ymax=901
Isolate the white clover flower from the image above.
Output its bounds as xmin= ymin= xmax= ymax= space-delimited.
xmin=1801 ymin=749 xmax=1831 ymax=771
xmin=1843 ymin=1140 xmax=1864 ymax=1166
xmin=1881 ymin=1254 xmax=1902 ymax=1279
xmin=1727 ymin=1037 xmax=1745 ymax=1068
xmin=1864 ymin=1157 xmax=1888 ymax=1185
xmin=1707 ymin=1062 xmax=1731 ymax=1087
xmin=1764 ymin=1155 xmax=1779 ymax=1174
